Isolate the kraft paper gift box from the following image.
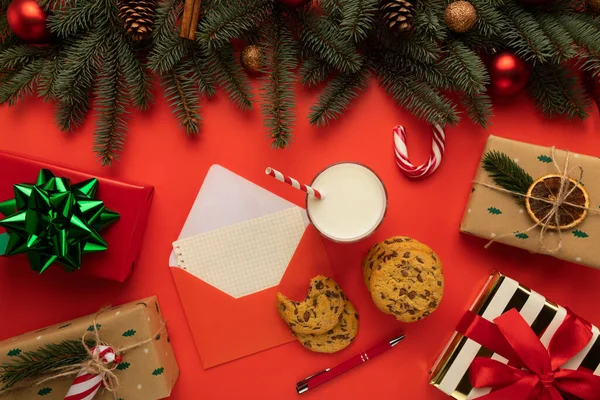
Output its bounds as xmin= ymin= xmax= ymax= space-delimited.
xmin=170 ymin=165 xmax=335 ymax=368
xmin=0 ymin=151 xmax=153 ymax=282
xmin=430 ymin=272 xmax=600 ymax=399
xmin=0 ymin=296 xmax=178 ymax=399
xmin=461 ymin=135 xmax=600 ymax=269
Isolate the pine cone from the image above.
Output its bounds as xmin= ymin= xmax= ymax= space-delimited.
xmin=118 ymin=0 xmax=157 ymax=41
xmin=380 ymin=0 xmax=416 ymax=33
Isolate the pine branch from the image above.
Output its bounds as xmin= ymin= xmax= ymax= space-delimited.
xmin=503 ymin=2 xmax=554 ymax=62
xmin=261 ymin=10 xmax=298 ymax=149
xmin=374 ymin=55 xmax=460 ymax=126
xmin=0 ymin=44 xmax=54 ymax=69
xmin=536 ymin=14 xmax=576 ymax=62
xmin=301 ymin=13 xmax=362 ymax=73
xmin=557 ymin=13 xmax=600 ymax=56
xmin=300 ymin=55 xmax=332 ymax=87
xmin=119 ymin=38 xmax=153 ymax=111
xmin=38 ymin=45 xmax=64 ymax=100
xmin=0 ymin=340 xmax=94 ymax=390
xmin=162 ymin=63 xmax=201 ymax=134
xmin=461 ymin=92 xmax=493 ymax=128
xmin=412 ymin=0 xmax=446 ymax=41
xmin=372 ymin=23 xmax=440 ymax=63
xmin=47 ymin=0 xmax=103 ymax=37
xmin=309 ymin=62 xmax=370 ymax=127
xmin=0 ymin=60 xmax=44 ymax=106
xmin=339 ymin=0 xmax=378 ymax=43
xmin=148 ymin=0 xmax=187 ymax=74
xmin=94 ymin=34 xmax=130 ymax=166
xmin=198 ymin=0 xmax=272 ymax=50
xmin=439 ymin=40 xmax=488 ymax=95
xmin=187 ymin=42 xmax=216 ymax=97
xmin=469 ymin=0 xmax=507 ymax=37
xmin=206 ymin=44 xmax=253 ymax=111
xmin=320 ymin=0 xmax=344 ymax=18
xmin=528 ymin=62 xmax=589 ymax=120
xmin=482 ymin=150 xmax=533 ymax=203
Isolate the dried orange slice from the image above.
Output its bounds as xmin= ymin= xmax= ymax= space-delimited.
xmin=525 ymin=174 xmax=589 ymax=230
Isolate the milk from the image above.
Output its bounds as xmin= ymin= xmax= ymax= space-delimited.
xmin=307 ymin=163 xmax=387 ymax=243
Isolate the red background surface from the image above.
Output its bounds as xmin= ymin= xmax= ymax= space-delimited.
xmin=0 ymin=80 xmax=598 ymax=400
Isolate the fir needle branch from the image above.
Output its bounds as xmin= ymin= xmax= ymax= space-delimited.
xmin=460 ymin=92 xmax=493 ymax=128
xmin=161 ymin=64 xmax=201 ymax=135
xmin=260 ymin=9 xmax=298 ymax=149
xmin=301 ymin=13 xmax=362 ymax=73
xmin=0 ymin=340 xmax=95 ymax=390
xmin=148 ymin=0 xmax=186 ymax=74
xmin=300 ymin=55 xmax=332 ymax=87
xmin=94 ymin=35 xmax=130 ymax=166
xmin=189 ymin=42 xmax=216 ymax=97
xmin=482 ymin=151 xmax=534 ymax=204
xmin=339 ymin=0 xmax=378 ymax=43
xmin=198 ymin=0 xmax=272 ymax=50
xmin=206 ymin=44 xmax=253 ymax=111
xmin=0 ymin=60 xmax=44 ymax=106
xmin=308 ymin=63 xmax=370 ymax=127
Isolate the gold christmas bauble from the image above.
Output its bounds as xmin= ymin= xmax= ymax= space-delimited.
xmin=444 ymin=1 xmax=477 ymax=33
xmin=240 ymin=45 xmax=264 ymax=74
xmin=588 ymin=0 xmax=600 ymax=13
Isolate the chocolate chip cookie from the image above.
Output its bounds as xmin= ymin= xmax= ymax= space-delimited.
xmin=369 ymin=248 xmax=443 ymax=322
xmin=363 ymin=236 xmax=439 ymax=290
xmin=277 ymin=275 xmax=347 ymax=335
xmin=295 ymin=300 xmax=359 ymax=353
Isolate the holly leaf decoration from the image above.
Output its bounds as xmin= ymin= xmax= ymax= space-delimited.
xmin=122 ymin=329 xmax=136 ymax=337
xmin=116 ymin=362 xmax=131 ymax=371
xmin=573 ymin=230 xmax=589 ymax=238
xmin=7 ymin=348 xmax=21 ymax=357
xmin=515 ymin=232 xmax=529 ymax=239
xmin=152 ymin=367 xmax=164 ymax=376
xmin=38 ymin=387 xmax=52 ymax=396
xmin=487 ymin=207 xmax=502 ymax=215
xmin=538 ymin=155 xmax=553 ymax=163
xmin=87 ymin=324 xmax=101 ymax=332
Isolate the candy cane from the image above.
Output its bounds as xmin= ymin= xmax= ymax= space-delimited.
xmin=64 ymin=346 xmax=121 ymax=400
xmin=393 ymin=124 xmax=446 ymax=179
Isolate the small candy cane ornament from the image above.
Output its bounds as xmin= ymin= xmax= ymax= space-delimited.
xmin=64 ymin=345 xmax=122 ymax=400
xmin=393 ymin=124 xmax=446 ymax=179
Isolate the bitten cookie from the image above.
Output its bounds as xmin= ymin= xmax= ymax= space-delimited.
xmin=369 ymin=248 xmax=443 ymax=322
xmin=277 ymin=275 xmax=346 ymax=335
xmin=295 ymin=301 xmax=359 ymax=353
xmin=362 ymin=236 xmax=439 ymax=290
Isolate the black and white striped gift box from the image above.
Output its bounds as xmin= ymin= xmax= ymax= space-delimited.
xmin=431 ymin=272 xmax=600 ymax=400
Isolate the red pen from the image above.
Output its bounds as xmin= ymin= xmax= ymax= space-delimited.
xmin=296 ymin=334 xmax=406 ymax=394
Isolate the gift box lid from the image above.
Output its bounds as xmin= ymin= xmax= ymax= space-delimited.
xmin=0 ymin=151 xmax=154 ymax=282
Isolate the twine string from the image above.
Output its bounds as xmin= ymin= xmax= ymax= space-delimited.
xmin=1 ymin=307 xmax=166 ymax=397
xmin=475 ymin=147 xmax=598 ymax=254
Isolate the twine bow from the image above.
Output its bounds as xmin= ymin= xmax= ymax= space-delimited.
xmin=1 ymin=307 xmax=165 ymax=399
xmin=476 ymin=147 xmax=600 ymax=254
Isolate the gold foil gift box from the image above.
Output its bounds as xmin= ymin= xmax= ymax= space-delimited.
xmin=0 ymin=296 xmax=178 ymax=399
xmin=461 ymin=135 xmax=600 ymax=269
xmin=430 ymin=272 xmax=600 ymax=399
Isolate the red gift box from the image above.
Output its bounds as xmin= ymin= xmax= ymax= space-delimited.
xmin=0 ymin=151 xmax=153 ymax=282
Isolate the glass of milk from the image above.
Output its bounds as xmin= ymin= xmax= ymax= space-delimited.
xmin=306 ymin=162 xmax=387 ymax=243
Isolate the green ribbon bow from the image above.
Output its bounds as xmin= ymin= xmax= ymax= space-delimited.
xmin=0 ymin=169 xmax=119 ymax=273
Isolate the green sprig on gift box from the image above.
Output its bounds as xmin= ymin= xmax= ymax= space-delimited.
xmin=0 ymin=169 xmax=119 ymax=273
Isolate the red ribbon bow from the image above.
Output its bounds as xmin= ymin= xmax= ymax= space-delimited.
xmin=457 ymin=308 xmax=600 ymax=400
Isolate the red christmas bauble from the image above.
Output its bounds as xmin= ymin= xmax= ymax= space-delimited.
xmin=7 ymin=0 xmax=51 ymax=43
xmin=488 ymin=51 xmax=530 ymax=96
xmin=277 ymin=0 xmax=311 ymax=8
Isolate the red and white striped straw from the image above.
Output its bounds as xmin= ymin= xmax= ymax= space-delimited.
xmin=265 ymin=167 xmax=323 ymax=200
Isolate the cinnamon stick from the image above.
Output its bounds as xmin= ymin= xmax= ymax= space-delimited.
xmin=180 ymin=0 xmax=202 ymax=40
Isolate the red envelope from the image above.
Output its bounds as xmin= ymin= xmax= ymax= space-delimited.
xmin=0 ymin=151 xmax=153 ymax=282
xmin=171 ymin=224 xmax=332 ymax=368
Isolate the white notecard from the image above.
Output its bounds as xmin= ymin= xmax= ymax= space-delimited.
xmin=172 ymin=207 xmax=306 ymax=298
